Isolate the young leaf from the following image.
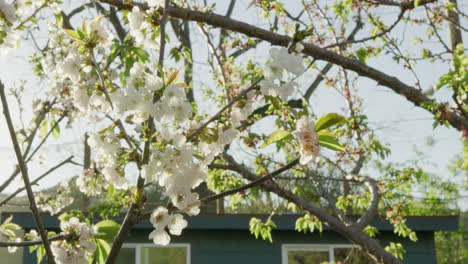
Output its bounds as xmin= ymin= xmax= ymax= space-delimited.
xmin=94 ymin=239 xmax=111 ymax=264
xmin=63 ymin=29 xmax=80 ymax=40
xmin=315 ymin=113 xmax=347 ymax=132
xmin=260 ymin=130 xmax=292 ymax=148
xmin=318 ymin=133 xmax=345 ymax=152
xmin=50 ymin=120 xmax=60 ymax=138
xmin=95 ymin=220 xmax=121 ymax=242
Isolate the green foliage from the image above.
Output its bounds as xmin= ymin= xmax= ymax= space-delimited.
xmin=317 ymin=130 xmax=345 ymax=152
xmin=356 ymin=47 xmax=370 ymax=63
xmin=93 ymin=239 xmax=111 ymax=264
xmin=314 ymin=113 xmax=347 ymax=132
xmin=363 ymin=225 xmax=379 ymax=238
xmin=0 ymin=215 xmax=21 ymax=238
xmin=295 ymin=214 xmax=323 ymax=233
xmin=385 ymin=242 xmax=405 ymax=260
xmin=249 ymin=217 xmax=276 ymax=243
xmin=260 ymin=129 xmax=292 ymax=148
xmin=95 ymin=220 xmax=121 ymax=242
xmin=435 ymin=212 xmax=468 ymax=264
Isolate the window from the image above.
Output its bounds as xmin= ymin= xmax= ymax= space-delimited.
xmin=116 ymin=244 xmax=190 ymax=264
xmin=282 ymin=244 xmax=374 ymax=264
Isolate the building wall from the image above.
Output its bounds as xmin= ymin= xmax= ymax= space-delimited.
xmin=23 ymin=229 xmax=437 ymax=264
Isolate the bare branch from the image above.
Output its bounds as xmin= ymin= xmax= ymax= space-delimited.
xmin=0 ymin=81 xmax=56 ymax=264
xmin=0 ymin=234 xmax=67 ymax=247
xmin=346 ymin=173 xmax=380 ymax=229
xmin=202 ymin=158 xmax=299 ymax=204
xmin=0 ymin=156 xmax=74 ymax=207
xmin=188 ymin=77 xmax=263 ymax=140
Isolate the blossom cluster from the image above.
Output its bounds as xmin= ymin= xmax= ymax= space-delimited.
xmin=148 ymin=206 xmax=187 ymax=245
xmin=2 ymin=0 xmax=315 ymax=252
xmin=87 ymin=132 xmax=129 ymax=190
xmin=260 ymin=47 xmax=305 ymax=100
xmin=0 ymin=0 xmax=19 ymax=54
xmin=51 ymin=217 xmax=98 ymax=264
xmin=0 ymin=0 xmax=62 ymax=54
xmin=36 ymin=182 xmax=74 ymax=215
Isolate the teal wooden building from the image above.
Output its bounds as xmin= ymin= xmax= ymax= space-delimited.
xmin=2 ymin=213 xmax=458 ymax=264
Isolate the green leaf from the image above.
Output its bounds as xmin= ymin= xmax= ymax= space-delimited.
xmin=95 ymin=220 xmax=121 ymax=242
xmin=94 ymin=239 xmax=111 ymax=264
xmin=76 ymin=28 xmax=86 ymax=40
xmin=356 ymin=47 xmax=369 ymax=62
xmin=315 ymin=113 xmax=347 ymax=132
xmin=39 ymin=119 xmax=48 ymax=137
xmin=63 ymin=29 xmax=80 ymax=39
xmin=36 ymin=245 xmax=45 ymax=264
xmin=260 ymin=130 xmax=292 ymax=148
xmin=318 ymin=132 xmax=345 ymax=152
xmin=414 ymin=0 xmax=421 ymax=7
xmin=50 ymin=120 xmax=60 ymax=138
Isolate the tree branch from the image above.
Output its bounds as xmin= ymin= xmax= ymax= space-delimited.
xmin=203 ymin=158 xmax=299 ymax=204
xmin=221 ymin=153 xmax=402 ymax=264
xmin=0 ymin=156 xmax=74 ymax=207
xmin=0 ymin=234 xmax=66 ymax=247
xmin=0 ymin=81 xmax=56 ymax=264
xmin=98 ymin=0 xmax=468 ymax=130
xmin=346 ymin=173 xmax=380 ymax=229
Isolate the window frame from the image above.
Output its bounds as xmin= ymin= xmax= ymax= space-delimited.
xmin=121 ymin=243 xmax=191 ymax=264
xmin=282 ymin=244 xmax=355 ymax=264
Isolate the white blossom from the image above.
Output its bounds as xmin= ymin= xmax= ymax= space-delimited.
xmin=168 ymin=214 xmax=188 ymax=235
xmin=148 ymin=229 xmax=170 ymax=245
xmin=294 ymin=116 xmax=320 ymax=164
xmin=150 ymin=206 xmax=170 ymax=229
xmin=146 ymin=0 xmax=165 ymax=8
xmin=88 ymin=19 xmax=113 ymax=46
xmin=7 ymin=238 xmax=21 ymax=253
xmin=101 ymin=166 xmax=128 ymax=189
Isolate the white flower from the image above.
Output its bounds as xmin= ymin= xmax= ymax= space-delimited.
xmin=148 ymin=229 xmax=170 ymax=245
xmin=150 ymin=206 xmax=170 ymax=229
xmin=265 ymin=47 xmax=305 ymax=79
xmin=60 ymin=53 xmax=82 ymax=82
xmin=294 ymin=116 xmax=320 ymax=165
xmin=88 ymin=19 xmax=113 ymax=45
xmin=163 ymin=84 xmax=186 ymax=99
xmin=147 ymin=74 xmax=163 ymax=91
xmin=168 ymin=189 xmax=200 ymax=215
xmin=146 ymin=0 xmax=165 ymax=8
xmin=27 ymin=229 xmax=39 ymax=241
xmin=7 ymin=238 xmax=21 ymax=253
xmin=102 ymin=166 xmax=128 ymax=189
xmin=295 ymin=42 xmax=304 ymax=53
xmin=128 ymin=7 xmax=145 ymax=31
xmin=0 ymin=28 xmax=19 ymax=55
xmin=73 ymin=88 xmax=90 ymax=113
xmin=0 ymin=0 xmax=17 ymax=25
xmin=168 ymin=214 xmax=188 ymax=235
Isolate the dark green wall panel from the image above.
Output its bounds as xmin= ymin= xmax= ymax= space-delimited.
xmin=23 ymin=230 xmax=437 ymax=264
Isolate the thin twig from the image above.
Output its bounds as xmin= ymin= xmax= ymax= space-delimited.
xmin=0 ymin=156 xmax=74 ymax=207
xmin=0 ymin=234 xmax=67 ymax=247
xmin=202 ymin=158 xmax=299 ymax=204
xmin=0 ymin=81 xmax=56 ymax=264
xmin=187 ymin=77 xmax=263 ymax=140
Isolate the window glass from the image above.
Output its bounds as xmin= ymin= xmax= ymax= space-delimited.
xmin=140 ymin=246 xmax=188 ymax=264
xmin=287 ymin=250 xmax=329 ymax=264
xmin=116 ymin=247 xmax=136 ymax=264
xmin=334 ymin=248 xmax=375 ymax=264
